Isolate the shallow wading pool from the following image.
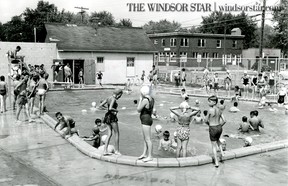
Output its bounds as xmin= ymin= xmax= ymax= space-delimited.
xmin=45 ymin=88 xmax=288 ymax=158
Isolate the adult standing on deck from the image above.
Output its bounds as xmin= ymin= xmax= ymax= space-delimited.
xmin=181 ymin=68 xmax=187 ymax=89
xmin=64 ymin=63 xmax=73 ymax=83
xmin=137 ymin=86 xmax=154 ymax=162
xmin=96 ymin=71 xmax=103 ymax=87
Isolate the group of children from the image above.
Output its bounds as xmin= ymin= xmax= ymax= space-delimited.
xmin=10 ymin=61 xmax=50 ymax=122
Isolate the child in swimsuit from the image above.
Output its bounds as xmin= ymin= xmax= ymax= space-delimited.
xmin=0 ymin=76 xmax=8 ymax=113
xmin=158 ymin=131 xmax=174 ymax=152
xmin=277 ymin=87 xmax=287 ymax=107
xmin=99 ymin=89 xmax=123 ymax=156
xmin=241 ymin=71 xmax=250 ymax=99
xmin=204 ymin=95 xmax=227 ymax=167
xmin=224 ymin=71 xmax=232 ymax=97
xmin=170 ymin=105 xmax=200 ymax=158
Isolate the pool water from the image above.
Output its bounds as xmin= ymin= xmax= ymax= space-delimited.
xmin=45 ymin=89 xmax=288 ymax=158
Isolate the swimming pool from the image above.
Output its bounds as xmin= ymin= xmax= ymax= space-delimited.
xmin=45 ymin=88 xmax=288 ymax=158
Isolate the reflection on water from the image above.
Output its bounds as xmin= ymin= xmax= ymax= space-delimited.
xmin=45 ymin=89 xmax=288 ymax=157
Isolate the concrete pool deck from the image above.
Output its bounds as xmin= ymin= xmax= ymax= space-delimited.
xmin=0 ymin=109 xmax=287 ymax=186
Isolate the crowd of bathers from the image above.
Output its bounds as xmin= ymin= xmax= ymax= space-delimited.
xmin=10 ymin=61 xmax=50 ymax=123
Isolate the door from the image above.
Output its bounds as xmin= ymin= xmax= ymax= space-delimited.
xmin=74 ymin=60 xmax=84 ymax=84
xmin=52 ymin=59 xmax=64 ymax=82
xmin=84 ymin=59 xmax=96 ymax=85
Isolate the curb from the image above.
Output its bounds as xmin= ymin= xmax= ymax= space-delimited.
xmin=40 ymin=113 xmax=288 ymax=167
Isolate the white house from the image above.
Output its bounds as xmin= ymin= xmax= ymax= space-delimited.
xmin=45 ymin=23 xmax=157 ymax=84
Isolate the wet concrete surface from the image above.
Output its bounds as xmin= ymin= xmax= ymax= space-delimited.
xmin=0 ymin=108 xmax=287 ymax=186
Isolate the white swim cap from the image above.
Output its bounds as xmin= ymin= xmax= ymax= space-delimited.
xmin=219 ymin=138 xmax=226 ymax=144
xmin=195 ymin=100 xmax=199 ymax=104
xmin=245 ymin=137 xmax=253 ymax=145
xmin=140 ymin=86 xmax=150 ymax=96
xmin=101 ymin=135 xmax=108 ymax=144
xmin=155 ymin=125 xmax=162 ymax=133
xmin=179 ymin=102 xmax=189 ymax=110
xmin=91 ymin=102 xmax=97 ymax=107
xmin=244 ymin=70 xmax=247 ymax=74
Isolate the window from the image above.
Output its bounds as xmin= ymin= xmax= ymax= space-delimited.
xmin=161 ymin=39 xmax=166 ymax=47
xmin=180 ymin=52 xmax=187 ymax=62
xmin=216 ymin=40 xmax=221 ymax=48
xmin=127 ymin=57 xmax=135 ymax=67
xmin=198 ymin=39 xmax=206 ymax=47
xmin=227 ymin=54 xmax=232 ymax=63
xmin=154 ymin=39 xmax=158 ymax=45
xmin=97 ymin=57 xmax=104 ymax=63
xmin=159 ymin=52 xmax=165 ymax=62
xmin=203 ymin=52 xmax=209 ymax=58
xmin=192 ymin=52 xmax=198 ymax=58
xmin=212 ymin=53 xmax=219 ymax=58
xmin=170 ymin=38 xmax=177 ymax=47
xmin=170 ymin=52 xmax=177 ymax=62
xmin=232 ymin=40 xmax=237 ymax=48
xmin=180 ymin=38 xmax=189 ymax=47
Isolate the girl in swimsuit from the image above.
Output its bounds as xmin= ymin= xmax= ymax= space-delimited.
xmin=99 ymin=89 xmax=123 ymax=155
xmin=137 ymin=86 xmax=154 ymax=162
xmin=0 ymin=76 xmax=8 ymax=113
xmin=224 ymin=71 xmax=232 ymax=97
xmin=170 ymin=104 xmax=200 ymax=158
xmin=250 ymin=74 xmax=258 ymax=100
xmin=204 ymin=95 xmax=226 ymax=167
xmin=277 ymin=87 xmax=287 ymax=107
xmin=241 ymin=71 xmax=250 ymax=99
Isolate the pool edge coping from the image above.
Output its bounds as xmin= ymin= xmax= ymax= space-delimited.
xmin=40 ymin=113 xmax=288 ymax=167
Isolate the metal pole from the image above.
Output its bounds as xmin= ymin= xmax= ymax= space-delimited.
xmin=34 ymin=27 xmax=36 ymax=43
xmin=7 ymin=57 xmax=12 ymax=108
xmin=258 ymin=0 xmax=266 ymax=72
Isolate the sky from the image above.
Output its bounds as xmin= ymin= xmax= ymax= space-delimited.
xmin=0 ymin=0 xmax=280 ymax=28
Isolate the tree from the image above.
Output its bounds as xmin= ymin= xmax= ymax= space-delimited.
xmin=199 ymin=11 xmax=258 ymax=49
xmin=142 ymin=19 xmax=181 ymax=34
xmin=89 ymin=11 xmax=116 ymax=26
xmin=272 ymin=0 xmax=288 ymax=56
xmin=0 ymin=22 xmax=6 ymax=41
xmin=2 ymin=16 xmax=26 ymax=41
xmin=21 ymin=0 xmax=60 ymax=42
xmin=117 ymin=19 xmax=132 ymax=27
xmin=254 ymin=24 xmax=277 ymax=48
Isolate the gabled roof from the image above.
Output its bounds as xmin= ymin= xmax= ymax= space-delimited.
xmin=45 ymin=23 xmax=157 ymax=53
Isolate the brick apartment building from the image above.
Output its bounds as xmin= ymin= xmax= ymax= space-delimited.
xmin=148 ymin=28 xmax=244 ymax=70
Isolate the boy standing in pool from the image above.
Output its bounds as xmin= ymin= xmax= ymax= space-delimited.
xmin=204 ymin=95 xmax=226 ymax=167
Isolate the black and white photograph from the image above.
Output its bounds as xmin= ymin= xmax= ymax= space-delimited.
xmin=0 ymin=0 xmax=287 ymax=185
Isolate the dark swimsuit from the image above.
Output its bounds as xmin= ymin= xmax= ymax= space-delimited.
xmin=242 ymin=76 xmax=249 ymax=85
xmin=209 ymin=125 xmax=223 ymax=141
xmin=278 ymin=95 xmax=285 ymax=104
xmin=103 ymin=97 xmax=118 ymax=124
xmin=140 ymin=97 xmax=154 ymax=126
